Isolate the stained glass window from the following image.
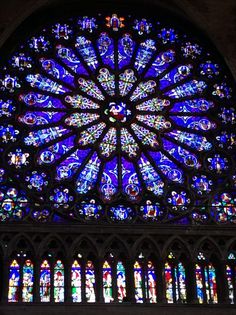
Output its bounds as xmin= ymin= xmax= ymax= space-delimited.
xmin=22 ymin=259 xmax=34 ymax=302
xmin=71 ymin=260 xmax=82 ymax=302
xmin=134 ymin=261 xmax=143 ymax=303
xmin=85 ymin=260 xmax=96 ymax=302
xmin=117 ymin=261 xmax=126 ymax=302
xmin=165 ymin=252 xmax=186 ymax=303
xmin=226 ymin=253 xmax=236 ymax=304
xmin=0 ymin=13 xmax=235 ymax=224
xmin=103 ymin=261 xmax=113 ymax=302
xmin=54 ymin=260 xmax=64 ymax=302
xmin=195 ymin=252 xmax=218 ymax=303
xmin=8 ymin=260 xmax=20 ymax=302
xmin=147 ymin=261 xmax=157 ymax=303
xmin=40 ymin=260 xmax=51 ymax=302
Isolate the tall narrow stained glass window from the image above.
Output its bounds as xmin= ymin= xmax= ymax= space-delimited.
xmin=195 ymin=252 xmax=218 ymax=303
xmin=40 ymin=260 xmax=51 ymax=302
xmin=54 ymin=260 xmax=64 ymax=302
xmin=165 ymin=252 xmax=186 ymax=303
xmin=226 ymin=253 xmax=236 ymax=304
xmin=134 ymin=261 xmax=143 ymax=303
xmin=85 ymin=260 xmax=96 ymax=302
xmin=147 ymin=261 xmax=157 ymax=303
xmin=22 ymin=259 xmax=34 ymax=302
xmin=117 ymin=261 xmax=126 ymax=302
xmin=8 ymin=260 xmax=20 ymax=302
xmin=0 ymin=12 xmax=234 ymax=225
xmin=103 ymin=261 xmax=113 ymax=302
xmin=71 ymin=260 xmax=82 ymax=302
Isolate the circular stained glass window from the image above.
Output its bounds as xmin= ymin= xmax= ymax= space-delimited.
xmin=0 ymin=13 xmax=235 ymax=223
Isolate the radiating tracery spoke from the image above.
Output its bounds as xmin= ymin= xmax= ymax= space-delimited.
xmin=0 ymin=13 xmax=235 ymax=223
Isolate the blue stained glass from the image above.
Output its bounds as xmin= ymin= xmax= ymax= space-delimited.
xmin=78 ymin=16 xmax=97 ymax=32
xmin=181 ymin=42 xmax=202 ymax=59
xmin=77 ymin=199 xmax=102 ymax=220
xmin=52 ymin=23 xmax=72 ymax=40
xmin=22 ymin=260 xmax=34 ymax=302
xmin=134 ymin=19 xmax=152 ymax=35
xmin=40 ymin=260 xmax=51 ymax=302
xmin=8 ymin=260 xmax=20 ymax=302
xmin=37 ymin=135 xmax=76 ymax=165
xmin=24 ymin=126 xmax=70 ymax=147
xmin=191 ymin=174 xmax=213 ymax=196
xmin=76 ymin=152 xmax=101 ymax=194
xmin=110 ymin=205 xmax=133 ymax=222
xmin=75 ymin=36 xmax=98 ymax=70
xmin=163 ymin=138 xmax=201 ymax=169
xmin=0 ymin=186 xmax=28 ymax=221
xmin=118 ymin=34 xmax=135 ymax=69
xmin=158 ymin=28 xmax=178 ymax=44
xmin=49 ymin=186 xmax=74 ymax=209
xmin=97 ymin=33 xmax=115 ymax=68
xmin=25 ymin=170 xmax=48 ymax=192
xmin=149 ymin=151 xmax=184 ymax=183
xmin=216 ymin=131 xmax=236 ymax=150
xmin=165 ymin=80 xmax=207 ymax=98
xmin=26 ymin=74 xmax=70 ymax=94
xmin=147 ymin=261 xmax=157 ymax=303
xmin=10 ymin=52 xmax=33 ymax=71
xmin=140 ymin=200 xmax=164 ymax=221
xmin=19 ymin=92 xmax=66 ymax=109
xmin=138 ymin=154 xmax=164 ymax=196
xmin=0 ymin=125 xmax=19 ymax=144
xmin=100 ymin=158 xmax=118 ymax=201
xmin=39 ymin=58 xmax=75 ymax=87
xmin=29 ymin=36 xmax=50 ymax=52
xmin=207 ymin=154 xmax=229 ymax=174
xmin=167 ymin=189 xmax=190 ymax=212
xmin=159 ymin=64 xmax=192 ymax=89
xmin=170 ymin=116 xmax=216 ymax=131
xmin=170 ymin=99 xmax=214 ymax=113
xmin=0 ymin=99 xmax=16 ymax=117
xmin=167 ymin=130 xmax=212 ymax=151
xmin=212 ymin=83 xmax=231 ymax=99
xmin=200 ymin=61 xmax=219 ymax=78
xmin=18 ymin=111 xmax=65 ymax=126
xmin=56 ymin=45 xmax=88 ymax=76
xmin=1 ymin=13 xmax=235 ymax=224
xmin=134 ymin=39 xmax=156 ymax=72
xmin=122 ymin=158 xmax=141 ymax=201
xmin=218 ymin=107 xmax=236 ymax=124
xmin=0 ymin=74 xmax=21 ymax=92
xmin=55 ymin=148 xmax=90 ymax=180
xmin=145 ymin=50 xmax=175 ymax=78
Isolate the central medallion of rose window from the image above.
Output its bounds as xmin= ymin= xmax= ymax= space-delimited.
xmin=105 ymin=101 xmax=132 ymax=123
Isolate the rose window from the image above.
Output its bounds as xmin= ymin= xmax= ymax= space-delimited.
xmin=0 ymin=13 xmax=235 ymax=223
